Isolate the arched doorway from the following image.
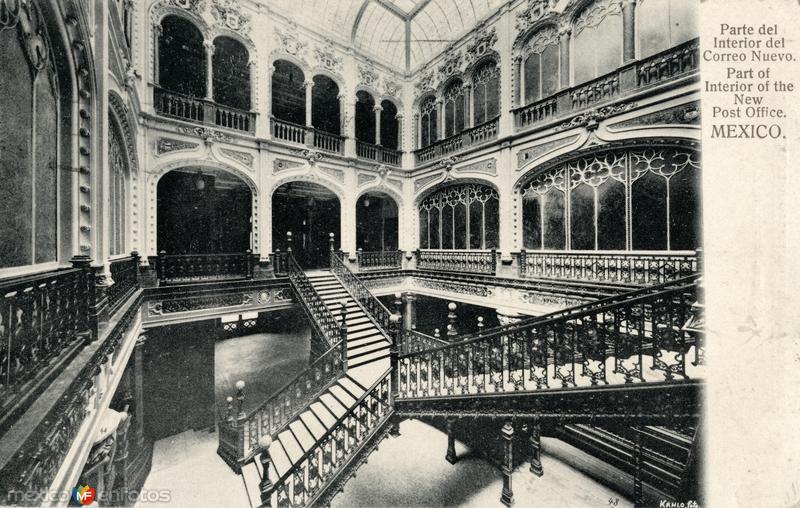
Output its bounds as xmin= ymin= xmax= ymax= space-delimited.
xmin=157 ymin=168 xmax=252 ymax=254
xmin=356 ymin=192 xmax=398 ymax=251
xmin=272 ymin=182 xmax=340 ymax=268
xmin=158 ymin=15 xmax=206 ymax=97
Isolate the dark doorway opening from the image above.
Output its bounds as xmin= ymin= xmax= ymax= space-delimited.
xmin=356 ymin=192 xmax=398 ymax=251
xmin=272 ymin=181 xmax=341 ymax=269
xmin=157 ymin=168 xmax=252 ymax=255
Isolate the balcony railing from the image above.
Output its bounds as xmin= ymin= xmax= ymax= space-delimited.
xmin=413 ymin=116 xmax=500 ymax=166
xmin=270 ymin=117 xmax=345 ymax=155
xmin=356 ymin=250 xmax=403 ymax=271
xmin=513 ymin=38 xmax=699 ymax=133
xmin=415 ymin=249 xmax=497 ymax=275
xmin=356 ymin=140 xmax=402 ymax=166
xmin=106 ymin=253 xmax=141 ymax=314
xmin=517 ymin=250 xmax=699 ymax=285
xmin=155 ymin=252 xmax=255 ymax=284
xmin=153 ymin=86 xmax=256 ymax=135
xmin=0 ymin=267 xmax=93 ymax=412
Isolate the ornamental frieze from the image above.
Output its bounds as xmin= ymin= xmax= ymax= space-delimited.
xmin=315 ymin=43 xmax=343 ymax=73
xmin=275 ymin=27 xmax=307 ymax=58
xmin=517 ymin=134 xmax=581 ymax=169
xmin=515 ymin=0 xmax=557 ymax=35
xmin=455 ymin=158 xmax=497 ymax=176
xmin=554 ymin=103 xmax=638 ymax=132
xmin=438 ymin=49 xmax=463 ymax=81
xmin=358 ymin=63 xmax=379 ymax=88
xmin=414 ymin=172 xmax=443 ymax=193
xmin=167 ymin=0 xmax=205 ymax=15
xmin=156 ymin=137 xmax=200 ymax=156
xmin=608 ymin=102 xmax=701 ymax=131
xmin=319 ymin=166 xmax=345 ymax=183
xmin=465 ymin=27 xmax=498 ymax=64
xmin=358 ymin=173 xmax=378 ymax=187
xmin=220 ymin=148 xmax=254 ymax=168
xmin=211 ymin=0 xmax=251 ymax=34
xmin=412 ymin=278 xmax=494 ymax=298
xmin=273 ymin=158 xmax=304 ymax=173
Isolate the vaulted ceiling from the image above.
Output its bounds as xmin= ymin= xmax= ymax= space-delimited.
xmin=264 ymin=0 xmax=506 ymax=71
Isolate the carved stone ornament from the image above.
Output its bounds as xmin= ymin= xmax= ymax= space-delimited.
xmin=383 ymin=79 xmax=401 ymax=98
xmin=156 ymin=137 xmax=199 ymax=156
xmin=178 ymin=126 xmax=231 ymax=143
xmin=211 ymin=0 xmax=251 ymax=34
xmin=517 ymin=135 xmax=581 ymax=169
xmin=555 ymin=103 xmax=638 ymax=132
xmin=438 ymin=49 xmax=463 ymax=81
xmin=0 ymin=0 xmax=50 ymax=71
xmin=515 ymin=0 xmax=557 ymax=34
xmin=608 ymin=102 xmax=701 ymax=130
xmin=319 ymin=166 xmax=344 ymax=183
xmin=168 ymin=0 xmax=205 ymax=15
xmin=273 ymin=158 xmax=304 ymax=173
xmin=315 ymin=43 xmax=343 ymax=73
xmin=358 ymin=63 xmax=379 ymax=88
xmin=220 ymin=148 xmax=254 ymax=168
xmin=291 ymin=148 xmax=325 ymax=165
xmin=414 ymin=173 xmax=443 ymax=193
xmin=465 ymin=27 xmax=498 ymax=64
xmin=456 ymin=158 xmax=497 ymax=176
xmin=415 ymin=71 xmax=436 ymax=96
xmin=358 ymin=173 xmax=378 ymax=187
xmin=275 ymin=27 xmax=307 ymax=58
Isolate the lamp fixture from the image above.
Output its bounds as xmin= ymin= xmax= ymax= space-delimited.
xmin=194 ymin=171 xmax=205 ymax=190
xmin=363 ymin=197 xmax=370 ymax=207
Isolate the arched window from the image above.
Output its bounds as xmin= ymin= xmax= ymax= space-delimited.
xmin=312 ymin=75 xmax=340 ymax=134
xmin=523 ymin=27 xmax=560 ymax=103
xmin=443 ymin=80 xmax=466 ymax=138
xmin=521 ymin=147 xmax=700 ymax=252
xmin=213 ymin=36 xmax=251 ymax=110
xmin=272 ymin=60 xmax=305 ymax=125
xmin=419 ymin=95 xmax=438 ymax=148
xmin=572 ymin=0 xmax=623 ymax=84
xmin=109 ymin=118 xmax=130 ymax=256
xmin=419 ymin=184 xmax=499 ymax=250
xmin=159 ymin=15 xmax=206 ymax=97
xmin=473 ymin=61 xmax=500 ymax=125
xmin=355 ymin=91 xmax=376 ymax=143
xmin=0 ymin=2 xmax=60 ymax=268
xmin=637 ymin=0 xmax=697 ymax=58
xmin=380 ymin=100 xmax=399 ymax=150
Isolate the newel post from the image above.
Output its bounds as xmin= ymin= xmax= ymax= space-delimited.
xmin=447 ymin=302 xmax=458 ymax=339
xmin=340 ymin=301 xmax=348 ymax=370
xmin=501 ymin=421 xmax=515 ymax=506
xmin=235 ymin=380 xmax=247 ymax=459
xmin=258 ymin=435 xmax=274 ymax=507
xmin=389 ymin=313 xmax=402 ymax=401
xmin=286 ymin=231 xmax=293 ymax=253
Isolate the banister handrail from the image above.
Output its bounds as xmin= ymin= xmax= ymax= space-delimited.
xmin=399 ymin=273 xmax=700 ymax=358
xmin=329 ymin=251 xmax=395 ymax=337
xmin=285 ymin=251 xmax=343 ymax=347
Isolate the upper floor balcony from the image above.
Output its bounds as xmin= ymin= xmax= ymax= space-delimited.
xmin=154 ymin=86 xmax=256 ymax=135
xmin=413 ymin=116 xmax=499 ymax=166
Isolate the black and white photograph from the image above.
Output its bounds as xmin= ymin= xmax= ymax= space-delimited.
xmin=10 ymin=0 xmax=781 ymax=506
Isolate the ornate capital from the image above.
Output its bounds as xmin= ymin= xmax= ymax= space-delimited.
xmin=303 ymin=80 xmax=314 ymax=89
xmin=152 ymin=23 xmax=163 ymax=36
xmin=372 ymin=105 xmax=383 ymax=112
xmin=203 ymin=39 xmax=215 ymax=54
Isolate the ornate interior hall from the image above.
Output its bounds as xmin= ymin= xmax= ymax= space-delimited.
xmin=0 ymin=0 xmax=702 ymax=506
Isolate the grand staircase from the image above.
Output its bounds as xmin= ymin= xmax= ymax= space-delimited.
xmin=221 ymin=251 xmax=703 ymax=507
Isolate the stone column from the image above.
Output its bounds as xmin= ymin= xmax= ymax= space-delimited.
xmin=152 ymin=23 xmax=162 ymax=84
xmin=559 ymin=26 xmax=572 ymax=89
xmin=374 ymin=104 xmax=383 ymax=145
xmin=395 ymin=113 xmax=404 ymax=152
xmin=436 ymin=99 xmax=444 ymax=141
xmin=622 ymin=0 xmax=637 ymax=62
xmin=134 ymin=335 xmax=146 ymax=445
xmin=446 ymin=418 xmax=458 ymax=464
xmin=344 ymin=90 xmax=356 ymax=158
xmin=304 ymin=80 xmax=314 ymax=127
xmin=464 ymin=82 xmax=474 ymax=128
xmin=513 ymin=56 xmax=523 ymax=105
xmin=402 ymin=293 xmax=416 ymax=330
xmin=203 ymin=39 xmax=215 ymax=101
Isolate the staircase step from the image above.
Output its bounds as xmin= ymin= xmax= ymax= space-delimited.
xmin=329 ymin=383 xmax=357 ymax=407
xmin=288 ymin=420 xmax=317 ymax=452
xmin=339 ymin=376 xmax=367 ymax=398
xmin=310 ymin=281 xmax=341 ymax=289
xmin=347 ymin=321 xmax=376 ymax=333
xmin=348 ymin=349 xmax=391 ymax=368
xmin=319 ymin=392 xmax=348 ymax=418
xmin=347 ymin=359 xmax=390 ymax=386
xmin=268 ymin=439 xmax=293 ymax=477
xmin=317 ymin=288 xmax=348 ymax=297
xmin=345 ymin=315 xmax=371 ymax=326
xmin=277 ymin=428 xmax=304 ymax=464
xmin=349 ymin=328 xmax=383 ymax=340
xmin=348 ymin=335 xmax=387 ymax=352
xmin=349 ymin=342 xmax=390 ymax=360
xmin=299 ymin=410 xmax=327 ymax=440
xmin=242 ymin=457 xmax=264 ymax=502
xmin=309 ymin=401 xmax=337 ymax=429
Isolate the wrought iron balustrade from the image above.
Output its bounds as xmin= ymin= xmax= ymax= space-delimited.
xmin=106 ymin=253 xmax=140 ymax=314
xmin=400 ymin=329 xmax=450 ymax=355
xmin=217 ymin=342 xmax=344 ymax=465
xmin=265 ymin=371 xmax=392 ymax=507
xmin=517 ymin=250 xmax=699 ymax=285
xmin=355 ymin=140 xmax=402 ymax=166
xmin=413 ymin=117 xmax=499 ymax=166
xmin=285 ymin=252 xmax=344 ymax=347
xmin=153 ymin=86 xmax=256 ymax=134
xmin=396 ymin=277 xmax=702 ymax=400
xmin=356 ymin=250 xmax=403 ymax=271
xmin=415 ymin=249 xmax=497 ymax=275
xmin=0 ymin=267 xmax=94 ymax=411
xmin=330 ymin=251 xmax=395 ymax=338
xmin=156 ymin=252 xmax=255 ymax=284
xmin=513 ymin=38 xmax=699 ymax=133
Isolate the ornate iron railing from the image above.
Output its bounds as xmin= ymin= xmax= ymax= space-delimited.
xmin=265 ymin=370 xmax=392 ymax=507
xmin=153 ymin=86 xmax=256 ymax=134
xmin=330 ymin=251 xmax=395 ymax=337
xmin=355 ymin=140 xmax=402 ymax=166
xmin=106 ymin=253 xmax=140 ymax=314
xmin=400 ymin=329 xmax=450 ymax=355
xmin=415 ymin=249 xmax=497 ymax=275
xmin=513 ymin=38 xmax=699 ymax=133
xmin=517 ymin=250 xmax=698 ymax=285
xmin=356 ymin=250 xmax=403 ymax=271
xmin=0 ymin=267 xmax=94 ymax=411
xmin=217 ymin=342 xmax=345 ymax=465
xmin=396 ymin=277 xmax=702 ymax=399
xmin=412 ymin=117 xmax=499 ymax=165
xmin=156 ymin=252 xmax=255 ymax=284
xmin=285 ymin=252 xmax=344 ymax=347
